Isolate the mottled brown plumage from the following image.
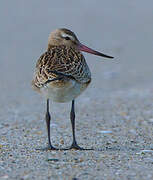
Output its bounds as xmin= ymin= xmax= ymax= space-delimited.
xmin=32 ymin=29 xmax=93 ymax=102
xmin=32 ymin=45 xmax=91 ymax=89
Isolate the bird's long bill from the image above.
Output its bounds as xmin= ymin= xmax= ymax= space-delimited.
xmin=78 ymin=43 xmax=114 ymax=59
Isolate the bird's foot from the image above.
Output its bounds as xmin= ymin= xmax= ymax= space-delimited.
xmin=69 ymin=142 xmax=93 ymax=151
xmin=36 ymin=145 xmax=60 ymax=151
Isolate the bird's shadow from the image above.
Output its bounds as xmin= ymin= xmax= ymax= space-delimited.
xmin=35 ymin=145 xmax=140 ymax=152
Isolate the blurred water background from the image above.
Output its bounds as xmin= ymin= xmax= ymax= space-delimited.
xmin=0 ymin=0 xmax=153 ymax=103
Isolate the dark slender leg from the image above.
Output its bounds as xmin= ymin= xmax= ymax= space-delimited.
xmin=36 ymin=99 xmax=69 ymax=151
xmin=69 ymin=100 xmax=93 ymax=150
xmin=45 ymin=99 xmax=58 ymax=150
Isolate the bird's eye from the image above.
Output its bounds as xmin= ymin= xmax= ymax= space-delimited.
xmin=64 ymin=36 xmax=71 ymax=40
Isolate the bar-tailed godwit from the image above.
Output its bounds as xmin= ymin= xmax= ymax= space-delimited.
xmin=32 ymin=28 xmax=113 ymax=150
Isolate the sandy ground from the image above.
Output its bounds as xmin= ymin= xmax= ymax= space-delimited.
xmin=0 ymin=88 xmax=153 ymax=180
xmin=0 ymin=1 xmax=153 ymax=180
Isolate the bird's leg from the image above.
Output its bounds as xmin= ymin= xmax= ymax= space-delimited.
xmin=69 ymin=100 xmax=89 ymax=150
xmin=45 ymin=99 xmax=58 ymax=150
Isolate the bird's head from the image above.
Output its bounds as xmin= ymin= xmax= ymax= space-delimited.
xmin=48 ymin=28 xmax=114 ymax=59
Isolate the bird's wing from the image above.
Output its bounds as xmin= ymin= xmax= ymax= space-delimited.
xmin=33 ymin=45 xmax=91 ymax=88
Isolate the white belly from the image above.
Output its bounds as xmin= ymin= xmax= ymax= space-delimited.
xmin=40 ymin=79 xmax=90 ymax=102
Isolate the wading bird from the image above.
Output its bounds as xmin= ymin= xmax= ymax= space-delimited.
xmin=32 ymin=28 xmax=113 ymax=150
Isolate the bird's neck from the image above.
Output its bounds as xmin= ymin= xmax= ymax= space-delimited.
xmin=47 ymin=44 xmax=55 ymax=51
